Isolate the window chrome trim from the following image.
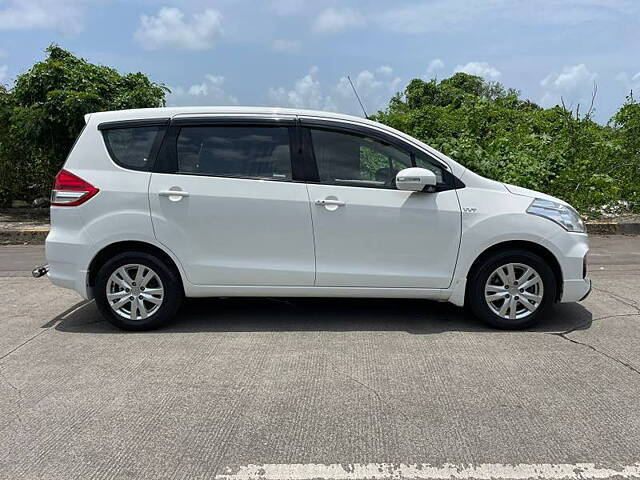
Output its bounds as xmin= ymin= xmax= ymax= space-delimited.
xmin=171 ymin=116 xmax=297 ymax=127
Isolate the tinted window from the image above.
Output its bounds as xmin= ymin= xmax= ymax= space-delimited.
xmin=310 ymin=128 xmax=413 ymax=189
xmin=176 ymin=126 xmax=292 ymax=180
xmin=103 ymin=126 xmax=163 ymax=170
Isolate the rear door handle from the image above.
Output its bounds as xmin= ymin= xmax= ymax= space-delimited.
xmin=159 ymin=190 xmax=190 ymax=198
xmin=315 ymin=199 xmax=345 ymax=206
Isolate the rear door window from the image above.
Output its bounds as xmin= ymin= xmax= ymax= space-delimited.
xmin=176 ymin=125 xmax=292 ymax=180
xmin=102 ymin=126 xmax=165 ymax=171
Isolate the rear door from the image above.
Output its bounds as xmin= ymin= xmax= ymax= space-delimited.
xmin=301 ymin=119 xmax=462 ymax=289
xmin=149 ymin=116 xmax=315 ymax=286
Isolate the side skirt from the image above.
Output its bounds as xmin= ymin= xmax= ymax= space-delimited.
xmin=183 ymin=284 xmax=453 ymax=301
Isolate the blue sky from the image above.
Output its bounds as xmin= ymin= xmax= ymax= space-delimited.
xmin=0 ymin=0 xmax=638 ymax=123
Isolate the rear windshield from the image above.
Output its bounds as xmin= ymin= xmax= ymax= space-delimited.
xmin=102 ymin=126 xmax=164 ymax=171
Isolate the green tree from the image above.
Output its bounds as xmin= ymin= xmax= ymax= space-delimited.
xmin=373 ymin=73 xmax=637 ymax=215
xmin=0 ymin=45 xmax=169 ymax=205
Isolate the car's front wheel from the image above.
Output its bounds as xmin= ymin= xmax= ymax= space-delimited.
xmin=94 ymin=252 xmax=183 ymax=331
xmin=467 ymin=249 xmax=557 ymax=329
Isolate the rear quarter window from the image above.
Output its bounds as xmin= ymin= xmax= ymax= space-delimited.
xmin=102 ymin=126 xmax=165 ymax=171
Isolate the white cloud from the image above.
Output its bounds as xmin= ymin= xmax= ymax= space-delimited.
xmin=336 ymin=67 xmax=403 ymax=115
xmin=135 ymin=7 xmax=223 ymax=50
xmin=169 ymin=74 xmax=238 ymax=106
xmin=539 ymin=64 xmax=598 ymax=108
xmin=615 ymin=71 xmax=640 ymax=95
xmin=376 ymin=65 xmax=394 ymax=76
xmin=454 ymin=61 xmax=502 ymax=80
xmin=390 ymin=76 xmax=403 ymax=92
xmin=187 ymin=82 xmax=208 ymax=96
xmin=0 ymin=65 xmax=8 ymax=83
xmin=338 ymin=70 xmax=381 ymax=96
xmin=268 ymin=65 xmax=404 ymax=116
xmin=0 ymin=0 xmax=90 ymax=34
xmin=268 ymin=66 xmax=337 ymax=111
xmin=426 ymin=58 xmax=445 ymax=76
xmin=313 ymin=7 xmax=365 ymax=33
xmin=272 ymin=39 xmax=301 ymax=53
xmin=541 ymin=64 xmax=596 ymax=91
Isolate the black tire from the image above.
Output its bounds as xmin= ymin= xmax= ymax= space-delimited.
xmin=467 ymin=249 xmax=557 ymax=329
xmin=94 ymin=251 xmax=183 ymax=331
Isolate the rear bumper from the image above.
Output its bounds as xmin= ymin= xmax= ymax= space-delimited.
xmin=45 ymin=234 xmax=91 ymax=300
xmin=44 ymin=206 xmax=96 ymax=299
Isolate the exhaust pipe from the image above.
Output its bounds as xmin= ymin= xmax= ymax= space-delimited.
xmin=32 ymin=264 xmax=49 ymax=278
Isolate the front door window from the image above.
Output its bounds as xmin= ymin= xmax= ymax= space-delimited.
xmin=309 ymin=128 xmax=412 ymax=189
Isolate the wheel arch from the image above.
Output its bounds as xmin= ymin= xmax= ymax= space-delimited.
xmin=465 ymin=240 xmax=563 ymax=303
xmin=87 ymin=241 xmax=184 ymax=295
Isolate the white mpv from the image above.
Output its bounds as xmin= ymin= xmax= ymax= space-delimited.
xmin=42 ymin=107 xmax=591 ymax=330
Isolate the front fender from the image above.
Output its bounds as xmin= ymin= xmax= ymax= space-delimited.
xmin=448 ymin=187 xmax=588 ymax=306
xmin=454 ymin=212 xmax=571 ymax=282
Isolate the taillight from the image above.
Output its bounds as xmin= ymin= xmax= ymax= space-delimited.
xmin=50 ymin=169 xmax=99 ymax=206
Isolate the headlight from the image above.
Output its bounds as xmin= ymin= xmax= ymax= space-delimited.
xmin=527 ymin=198 xmax=586 ymax=233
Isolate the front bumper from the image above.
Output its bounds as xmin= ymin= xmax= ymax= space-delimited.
xmin=561 ymin=277 xmax=592 ymax=303
xmin=579 ymin=278 xmax=592 ymax=301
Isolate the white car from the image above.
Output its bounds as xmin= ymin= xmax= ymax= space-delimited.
xmin=41 ymin=107 xmax=591 ymax=330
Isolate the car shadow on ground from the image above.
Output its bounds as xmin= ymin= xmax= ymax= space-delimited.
xmin=54 ymin=297 xmax=593 ymax=335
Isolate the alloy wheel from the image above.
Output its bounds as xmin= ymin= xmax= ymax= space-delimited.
xmin=106 ymin=264 xmax=164 ymax=320
xmin=484 ymin=262 xmax=544 ymax=320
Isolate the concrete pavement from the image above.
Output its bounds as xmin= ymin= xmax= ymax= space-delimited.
xmin=0 ymin=236 xmax=639 ymax=479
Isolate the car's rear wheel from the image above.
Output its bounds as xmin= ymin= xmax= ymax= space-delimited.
xmin=467 ymin=249 xmax=557 ymax=329
xmin=94 ymin=252 xmax=183 ymax=331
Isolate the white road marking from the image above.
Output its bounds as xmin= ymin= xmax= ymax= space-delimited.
xmin=215 ymin=463 xmax=640 ymax=480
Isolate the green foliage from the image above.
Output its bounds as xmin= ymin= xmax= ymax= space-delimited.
xmin=373 ymin=73 xmax=640 ymax=215
xmin=0 ymin=45 xmax=168 ymax=205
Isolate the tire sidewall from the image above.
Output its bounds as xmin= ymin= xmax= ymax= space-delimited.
xmin=95 ymin=252 xmax=182 ymax=331
xmin=468 ymin=250 xmax=557 ymax=329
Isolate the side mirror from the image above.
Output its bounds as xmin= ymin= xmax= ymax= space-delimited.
xmin=396 ymin=167 xmax=437 ymax=192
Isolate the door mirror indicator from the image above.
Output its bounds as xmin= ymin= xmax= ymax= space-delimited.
xmin=396 ymin=167 xmax=437 ymax=192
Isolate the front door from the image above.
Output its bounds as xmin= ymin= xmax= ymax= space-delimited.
xmin=303 ymin=124 xmax=461 ymax=289
xmin=149 ymin=119 xmax=315 ymax=286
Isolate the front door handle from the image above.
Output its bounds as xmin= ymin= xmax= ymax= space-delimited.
xmin=315 ymin=199 xmax=345 ymax=206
